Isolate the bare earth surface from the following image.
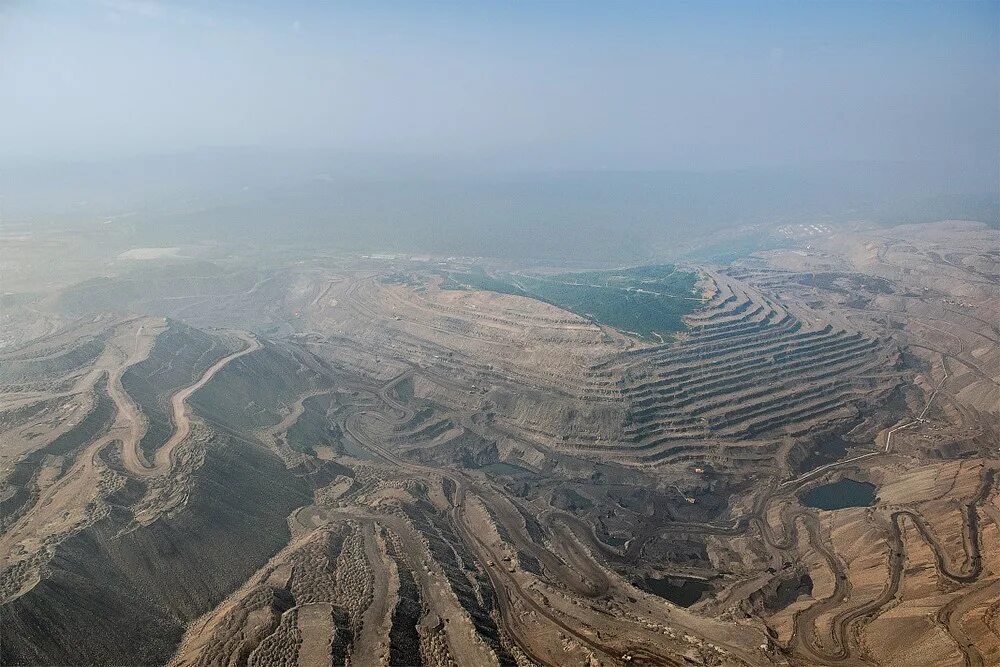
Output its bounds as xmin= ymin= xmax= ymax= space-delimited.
xmin=0 ymin=220 xmax=997 ymax=666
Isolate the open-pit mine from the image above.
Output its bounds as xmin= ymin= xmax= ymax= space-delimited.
xmin=1 ymin=220 xmax=998 ymax=666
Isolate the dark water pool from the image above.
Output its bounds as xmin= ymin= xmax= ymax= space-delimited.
xmin=638 ymin=576 xmax=712 ymax=607
xmin=800 ymin=479 xmax=877 ymax=510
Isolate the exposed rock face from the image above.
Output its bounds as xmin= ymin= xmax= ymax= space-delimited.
xmin=1 ymin=434 xmax=310 ymax=666
xmin=0 ymin=221 xmax=997 ymax=666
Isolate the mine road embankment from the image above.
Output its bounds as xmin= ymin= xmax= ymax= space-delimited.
xmin=121 ymin=331 xmax=261 ymax=477
xmin=0 ymin=319 xmax=162 ymax=571
xmin=341 ymin=374 xmax=764 ymax=667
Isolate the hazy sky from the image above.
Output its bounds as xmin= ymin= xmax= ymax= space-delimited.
xmin=2 ymin=1 xmax=998 ymax=170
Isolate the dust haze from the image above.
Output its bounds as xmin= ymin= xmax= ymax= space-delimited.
xmin=1 ymin=2 xmax=999 ymax=667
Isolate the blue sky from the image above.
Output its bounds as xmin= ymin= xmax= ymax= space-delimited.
xmin=1 ymin=0 xmax=997 ymax=171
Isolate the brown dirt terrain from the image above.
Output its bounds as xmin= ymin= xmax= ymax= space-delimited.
xmin=0 ymin=220 xmax=996 ymax=666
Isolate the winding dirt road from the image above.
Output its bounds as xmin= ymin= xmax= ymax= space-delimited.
xmin=0 ymin=319 xmax=162 ymax=571
xmin=121 ymin=331 xmax=261 ymax=477
xmin=342 ymin=371 xmax=772 ymax=667
xmin=782 ymin=467 xmax=995 ymax=665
